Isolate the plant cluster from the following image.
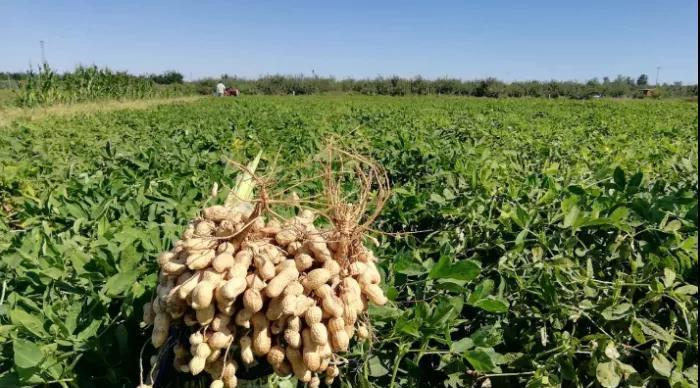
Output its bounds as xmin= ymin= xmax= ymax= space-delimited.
xmin=142 ymin=151 xmax=390 ymax=388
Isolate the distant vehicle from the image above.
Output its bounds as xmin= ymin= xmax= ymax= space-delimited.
xmin=639 ymin=88 xmax=655 ymax=98
xmin=224 ymin=87 xmax=240 ymax=97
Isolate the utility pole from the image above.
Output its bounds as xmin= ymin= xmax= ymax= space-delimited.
xmin=655 ymin=66 xmax=661 ymax=86
xmin=40 ymin=40 xmax=46 ymax=64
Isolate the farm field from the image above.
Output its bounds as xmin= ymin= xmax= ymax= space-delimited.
xmin=0 ymin=96 xmax=698 ymax=387
xmin=0 ymin=95 xmax=204 ymax=128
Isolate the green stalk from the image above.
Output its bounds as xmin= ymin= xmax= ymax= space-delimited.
xmin=224 ymin=150 xmax=262 ymax=209
xmin=389 ymin=345 xmax=408 ymax=388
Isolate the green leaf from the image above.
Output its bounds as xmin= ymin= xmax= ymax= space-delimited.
xmin=629 ymin=320 xmax=646 ymax=344
xmin=429 ymin=255 xmax=451 ymax=279
xmin=119 ymin=244 xmax=140 ymax=271
xmin=468 ymin=279 xmax=495 ymax=304
xmin=10 ymin=309 xmax=47 ymax=338
xmin=680 ymin=236 xmax=697 ymax=251
xmin=102 ymin=270 xmax=140 ymax=297
xmin=448 ymin=295 xmax=464 ymax=311
xmin=604 ymin=342 xmax=620 ymax=359
xmin=443 ymin=188 xmax=456 ymax=200
xmin=394 ymin=256 xmax=426 ymax=276
xmin=429 ymin=300 xmax=457 ymax=326
xmin=636 ymin=318 xmax=674 ymax=344
xmin=434 ymin=281 xmax=468 ymax=293
xmin=601 ymin=303 xmax=632 ymax=321
xmin=368 ymin=304 xmax=402 ymax=320
xmin=564 ymin=205 xmax=580 ymax=228
xmin=63 ymin=302 xmax=82 ymax=335
xmin=464 ymin=348 xmax=497 ymax=372
xmin=75 ymin=320 xmax=102 ymax=342
xmin=63 ymin=203 xmax=87 ymax=219
xmin=532 ymin=246 xmax=544 ymax=260
xmin=65 ymin=247 xmax=90 ymax=274
xmin=368 ymin=356 xmax=390 ymax=377
xmin=429 ymin=257 xmax=480 ymax=281
xmin=663 ymin=268 xmax=676 ymax=288
xmin=473 ymin=297 xmax=509 ymax=313
xmin=1 ymin=252 xmax=24 ymax=269
xmin=596 ymin=361 xmax=622 ymax=388
xmin=448 ymin=260 xmax=481 ymax=281
xmin=674 ymin=284 xmax=698 ymax=295
xmin=451 ymin=337 xmax=474 ymax=353
xmin=683 ymin=365 xmax=698 ymax=384
xmin=663 ymin=220 xmax=682 ymax=233
xmin=515 ymin=229 xmax=528 ymax=246
xmin=429 ymin=193 xmax=446 ymax=205
xmin=512 ymin=205 xmax=529 ymax=228
xmin=617 ymin=361 xmax=637 ymax=379
xmin=609 ymin=207 xmax=629 ymax=222
xmin=652 ymin=353 xmax=673 ymax=377
xmin=568 ymin=185 xmax=586 ymax=195
xmin=669 ymin=369 xmax=685 ymax=387
xmin=395 ymin=317 xmax=421 ymax=337
xmin=13 ymin=339 xmax=43 ymax=369
xmin=471 ymin=325 xmax=503 ymax=347
xmin=613 ymin=167 xmax=626 ymax=188
xmin=628 ymin=172 xmax=643 ymax=188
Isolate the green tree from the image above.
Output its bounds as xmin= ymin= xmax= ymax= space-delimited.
xmin=150 ymin=71 xmax=184 ymax=84
xmin=637 ymin=74 xmax=649 ymax=86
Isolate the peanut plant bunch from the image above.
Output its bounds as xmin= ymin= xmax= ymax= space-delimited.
xmin=139 ymin=152 xmax=388 ymax=388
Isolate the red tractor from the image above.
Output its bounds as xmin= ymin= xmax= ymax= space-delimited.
xmin=224 ymin=87 xmax=240 ymax=97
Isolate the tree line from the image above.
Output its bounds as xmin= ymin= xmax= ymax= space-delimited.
xmin=201 ymin=74 xmax=697 ymax=98
xmin=2 ymin=66 xmax=697 ymax=100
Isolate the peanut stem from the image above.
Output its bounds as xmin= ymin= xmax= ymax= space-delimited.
xmin=224 ymin=150 xmax=262 ymax=209
xmin=389 ymin=345 xmax=408 ymax=388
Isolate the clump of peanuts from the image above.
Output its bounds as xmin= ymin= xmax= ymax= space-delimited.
xmin=143 ymin=203 xmax=386 ymax=387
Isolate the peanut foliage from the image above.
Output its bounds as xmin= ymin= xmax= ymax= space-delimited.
xmin=0 ymin=96 xmax=697 ymax=387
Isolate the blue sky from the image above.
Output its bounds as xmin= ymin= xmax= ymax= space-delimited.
xmin=2 ymin=1 xmax=697 ymax=83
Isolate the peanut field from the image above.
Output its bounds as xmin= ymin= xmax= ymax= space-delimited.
xmin=0 ymin=96 xmax=697 ymax=388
